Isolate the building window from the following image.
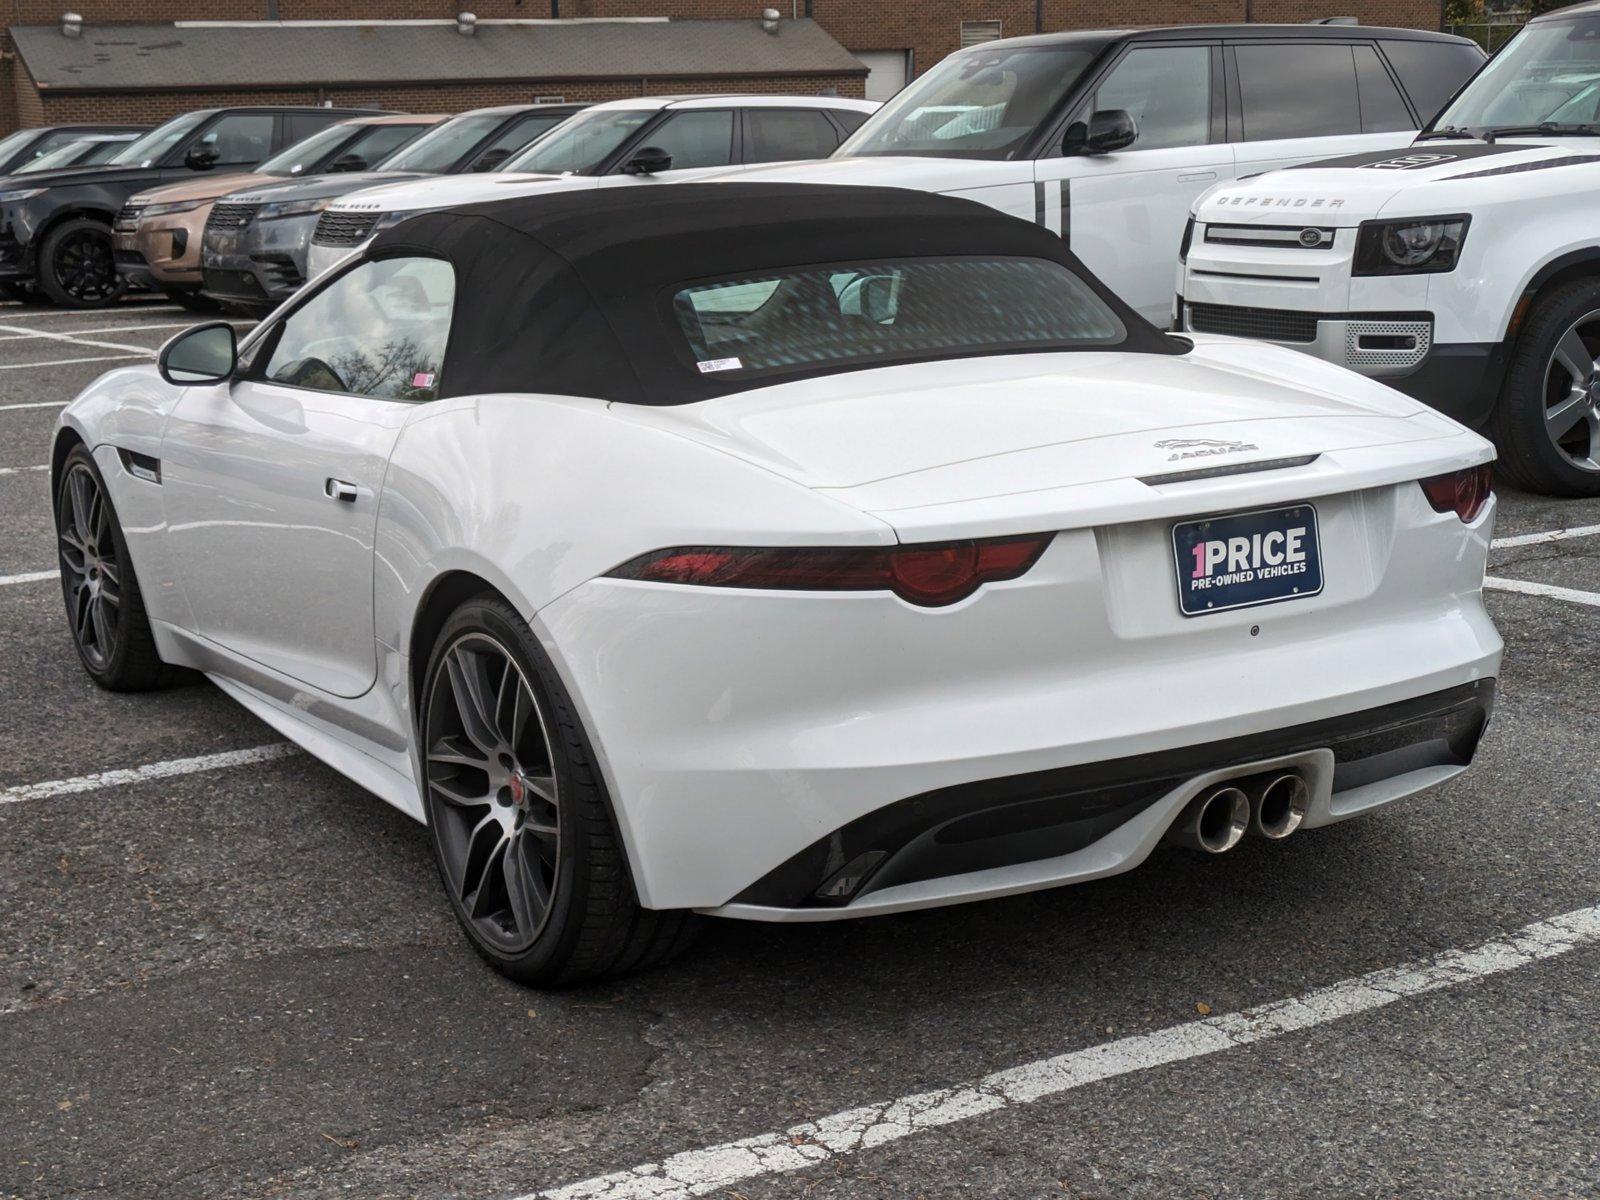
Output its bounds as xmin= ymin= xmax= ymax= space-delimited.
xmin=960 ymin=20 xmax=1003 ymax=49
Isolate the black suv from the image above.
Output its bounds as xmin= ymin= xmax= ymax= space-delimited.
xmin=0 ymin=105 xmax=384 ymax=307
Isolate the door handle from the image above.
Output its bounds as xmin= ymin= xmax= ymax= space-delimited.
xmin=325 ymin=478 xmax=358 ymax=503
xmin=1178 ymin=171 xmax=1218 ymax=183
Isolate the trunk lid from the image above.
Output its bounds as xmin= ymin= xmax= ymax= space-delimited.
xmin=621 ymin=340 xmax=1488 ymax=540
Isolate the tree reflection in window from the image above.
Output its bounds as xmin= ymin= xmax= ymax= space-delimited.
xmin=265 ymin=257 xmax=455 ymax=402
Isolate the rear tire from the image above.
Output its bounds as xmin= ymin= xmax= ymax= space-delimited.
xmin=37 ymin=217 xmax=125 ymax=309
xmin=418 ymin=595 xmax=697 ymax=987
xmin=54 ymin=445 xmax=173 ymax=690
xmin=1490 ymin=279 xmax=1600 ymax=496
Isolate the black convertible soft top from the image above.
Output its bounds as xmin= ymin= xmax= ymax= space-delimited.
xmin=369 ymin=182 xmax=1183 ymax=406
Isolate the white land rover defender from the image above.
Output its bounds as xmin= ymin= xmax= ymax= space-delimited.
xmin=1177 ymin=0 xmax=1600 ymax=496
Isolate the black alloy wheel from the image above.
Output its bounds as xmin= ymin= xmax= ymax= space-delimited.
xmin=419 ymin=596 xmax=697 ymax=986
xmin=54 ymin=445 xmax=171 ymax=690
xmin=424 ymin=629 xmax=563 ymax=953
xmin=39 ymin=218 xmax=126 ymax=308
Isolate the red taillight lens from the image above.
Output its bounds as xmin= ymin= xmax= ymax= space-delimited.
xmin=1419 ymin=464 xmax=1493 ymax=523
xmin=607 ymin=534 xmax=1054 ymax=607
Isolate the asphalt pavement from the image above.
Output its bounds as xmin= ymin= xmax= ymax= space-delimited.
xmin=1 ymin=298 xmax=1597 ymax=1200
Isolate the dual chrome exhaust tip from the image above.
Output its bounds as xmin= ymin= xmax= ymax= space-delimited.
xmin=1166 ymin=772 xmax=1310 ymax=854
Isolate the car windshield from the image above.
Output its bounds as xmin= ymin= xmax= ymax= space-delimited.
xmin=17 ymin=138 xmax=98 ymax=172
xmin=1433 ymin=15 xmax=1600 ymax=132
xmin=107 ymin=111 xmax=211 ymax=167
xmin=671 ymin=256 xmax=1125 ymax=381
xmin=841 ymin=44 xmax=1098 ymax=160
xmin=0 ymin=128 xmax=37 ymax=165
xmin=504 ymin=108 xmax=654 ymax=174
xmin=257 ymin=123 xmax=354 ymax=175
xmin=379 ymin=112 xmax=504 ymax=172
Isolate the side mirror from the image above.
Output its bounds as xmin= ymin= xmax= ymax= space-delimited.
xmin=1066 ymin=109 xmax=1138 ymax=156
xmin=471 ymin=148 xmax=512 ymax=172
xmin=158 ymin=322 xmax=237 ymax=386
xmin=327 ymin=153 xmax=368 ymax=173
xmin=185 ymin=143 xmax=221 ymax=170
xmin=621 ymin=146 xmax=673 ymax=176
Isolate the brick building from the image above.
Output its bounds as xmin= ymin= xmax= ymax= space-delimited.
xmin=1 ymin=1 xmax=1446 ymax=137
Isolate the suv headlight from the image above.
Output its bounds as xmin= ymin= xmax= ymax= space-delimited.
xmin=142 ymin=199 xmax=203 ymax=217
xmin=1353 ymin=216 xmax=1469 ymax=276
xmin=258 ymin=196 xmax=334 ymax=221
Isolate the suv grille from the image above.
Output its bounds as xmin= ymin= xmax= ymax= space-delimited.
xmin=312 ymin=210 xmax=380 ymax=246
xmin=206 ymin=202 xmax=260 ymax=233
xmin=1188 ymin=303 xmax=1318 ymax=345
xmin=113 ymin=203 xmax=144 ymax=233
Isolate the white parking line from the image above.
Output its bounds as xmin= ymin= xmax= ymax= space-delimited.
xmin=1492 ymin=523 xmax=1600 ymax=550
xmin=0 ymin=353 xmax=148 ymax=371
xmin=0 ymin=324 xmax=154 ymax=355
xmin=0 ymin=464 xmax=48 ymax=477
xmin=0 ymin=744 xmax=296 ymax=807
xmin=1484 ymin=576 xmax=1600 ymax=609
xmin=532 ymin=903 xmax=1600 ymax=1200
xmin=0 ymin=400 xmax=68 ymax=410
xmin=0 ymin=303 xmax=181 ymax=319
xmin=0 ymin=569 xmax=57 ymax=586
xmin=0 ymin=321 xmax=199 ymax=342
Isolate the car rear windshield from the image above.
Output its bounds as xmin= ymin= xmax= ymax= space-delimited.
xmin=670 ymin=256 xmax=1125 ymax=382
xmin=841 ymin=44 xmax=1098 ymax=160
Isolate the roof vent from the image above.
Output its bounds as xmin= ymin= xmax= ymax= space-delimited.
xmin=761 ymin=7 xmax=781 ymax=33
xmin=457 ymin=11 xmax=477 ymax=35
xmin=61 ymin=11 xmax=83 ymax=37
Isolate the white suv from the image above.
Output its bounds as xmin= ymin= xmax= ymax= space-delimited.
xmin=732 ymin=23 xmax=1482 ymax=325
xmin=302 ymin=95 xmax=876 ymax=278
xmin=1178 ymin=1 xmax=1600 ymax=496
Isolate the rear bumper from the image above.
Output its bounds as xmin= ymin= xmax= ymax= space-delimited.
xmin=535 ymin=484 xmax=1502 ymax=915
xmin=716 ymin=679 xmax=1494 ymax=920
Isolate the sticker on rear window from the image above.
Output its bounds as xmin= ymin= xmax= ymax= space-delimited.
xmin=412 ymin=372 xmax=436 ymax=389
xmin=696 ymin=357 xmax=743 ymax=374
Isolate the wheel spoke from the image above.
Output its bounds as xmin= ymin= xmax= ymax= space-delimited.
xmin=1546 ymin=388 xmax=1591 ymax=439
xmin=73 ymin=584 xmax=94 ymax=644
xmin=466 ymin=836 xmax=509 ymax=920
xmin=89 ymin=595 xmax=114 ymax=658
xmin=521 ymin=771 xmax=557 ymax=807
xmin=68 ymin=472 xmax=92 ymax=543
xmin=427 ymin=733 xmax=488 ymax=769
xmin=444 ymin=646 xmax=502 ymax=755
xmin=428 ymin=773 xmax=489 ymax=807
xmin=502 ymin=840 xmax=544 ymax=938
xmin=1552 ymin=327 xmax=1596 ymax=385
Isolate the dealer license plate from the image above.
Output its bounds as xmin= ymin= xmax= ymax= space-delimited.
xmin=1171 ymin=504 xmax=1323 ymax=617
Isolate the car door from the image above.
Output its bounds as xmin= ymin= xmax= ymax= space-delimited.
xmin=174 ymin=111 xmax=279 ymax=174
xmin=160 ymin=255 xmax=456 ymax=698
xmin=605 ymin=108 xmax=741 ymax=184
xmin=1228 ymin=41 xmax=1419 ymax=181
xmin=1035 ymin=42 xmax=1234 ymax=325
xmin=740 ymin=108 xmax=847 ymax=165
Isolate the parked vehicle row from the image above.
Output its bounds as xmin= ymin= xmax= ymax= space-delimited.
xmin=0 ymin=106 xmax=385 ymax=305
xmin=301 ymin=94 xmax=878 ymax=279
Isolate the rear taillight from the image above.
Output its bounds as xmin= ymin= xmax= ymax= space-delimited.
xmin=606 ymin=534 xmax=1054 ymax=607
xmin=1419 ymin=464 xmax=1492 ymax=523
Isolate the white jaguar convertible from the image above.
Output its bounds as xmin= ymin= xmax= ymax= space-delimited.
xmin=52 ymin=184 xmax=1502 ymax=985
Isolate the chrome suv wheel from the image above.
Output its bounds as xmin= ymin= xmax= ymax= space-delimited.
xmin=1494 ymin=279 xmax=1600 ymax=497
